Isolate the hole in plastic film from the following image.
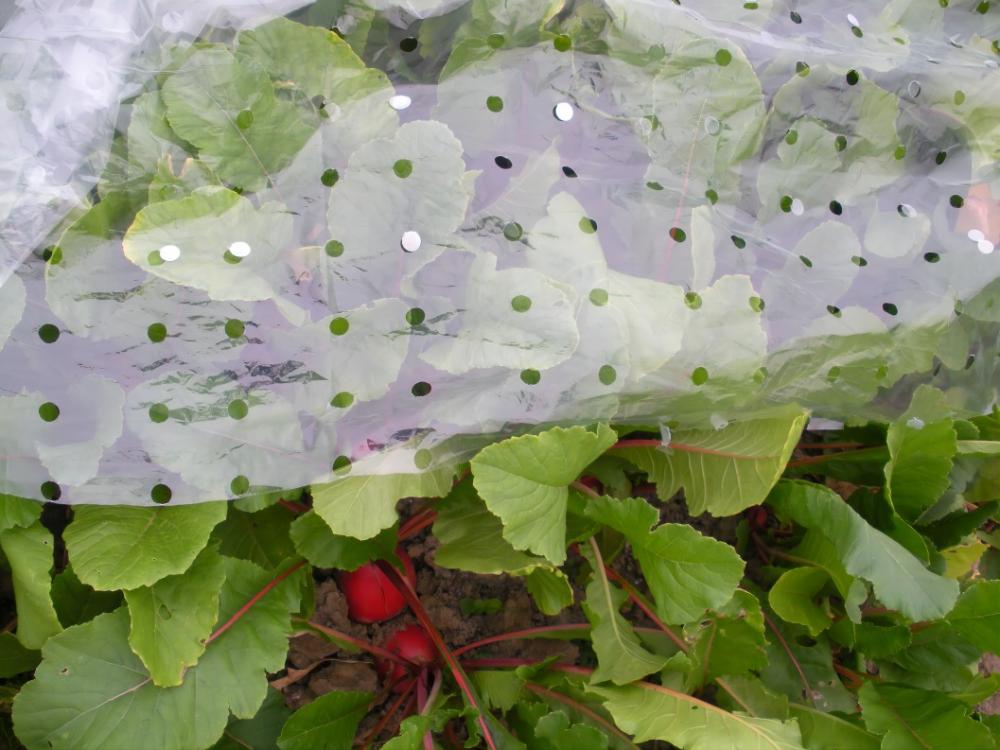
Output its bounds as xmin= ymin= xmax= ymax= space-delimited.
xmin=401 ymin=231 xmax=422 ymax=253
xmin=553 ymin=102 xmax=574 ymax=122
xmin=979 ymin=240 xmax=996 ymax=255
xmin=389 ymin=95 xmax=411 ymax=111
xmin=907 ymin=80 xmax=921 ymax=98
xmin=228 ymin=241 xmax=251 ymax=258
xmin=790 ymin=198 xmax=804 ymax=216
xmin=897 ymin=204 xmax=916 ymax=218
xmin=969 ymin=229 xmax=986 ymax=243
xmin=159 ymin=244 xmax=181 ymax=262
xmin=704 ymin=116 xmax=721 ymax=135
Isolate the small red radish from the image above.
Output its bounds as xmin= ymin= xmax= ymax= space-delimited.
xmin=376 ymin=624 xmax=437 ymax=688
xmin=338 ymin=547 xmax=417 ymax=623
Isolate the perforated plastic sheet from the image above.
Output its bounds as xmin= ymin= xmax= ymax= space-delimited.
xmin=1 ymin=0 xmax=998 ymax=505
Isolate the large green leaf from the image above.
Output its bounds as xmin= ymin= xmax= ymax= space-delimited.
xmin=12 ymin=558 xmax=305 ymax=750
xmin=124 ymin=545 xmax=226 ymax=687
xmin=311 ymin=468 xmax=454 ymax=540
xmin=858 ymin=683 xmax=995 ymax=750
xmin=0 ymin=522 xmax=61 ymax=649
xmin=767 ymin=481 xmax=957 ymax=621
xmin=472 ymin=425 xmax=618 ymax=563
xmin=582 ymin=553 xmax=669 ymax=685
xmin=584 ymin=496 xmax=743 ymax=624
xmin=236 ymin=18 xmax=389 ymax=105
xmin=161 ymin=46 xmax=314 ymax=190
xmin=684 ymin=590 xmax=766 ymax=689
xmin=0 ymin=633 xmax=40 ymax=679
xmin=946 ymin=580 xmax=1000 ymax=653
xmin=215 ymin=505 xmax=297 ymax=571
xmin=64 ymin=502 xmax=227 ymax=591
xmin=122 ymin=187 xmax=294 ymax=302
xmin=276 ymin=690 xmax=371 ymax=750
xmin=615 ymin=409 xmax=807 ymax=516
xmin=884 ymin=386 xmax=957 ymax=522
xmin=290 ymin=511 xmax=396 ymax=570
xmin=0 ymin=495 xmax=42 ymax=532
xmin=433 ymin=477 xmax=551 ymax=574
xmin=212 ymin=688 xmax=291 ymax=750
xmin=788 ymin=705 xmax=880 ymax=750
xmin=592 ymin=684 xmax=805 ymax=750
xmin=768 ymin=568 xmax=832 ymax=637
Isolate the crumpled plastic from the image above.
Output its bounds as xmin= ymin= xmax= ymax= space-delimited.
xmin=0 ymin=0 xmax=998 ymax=505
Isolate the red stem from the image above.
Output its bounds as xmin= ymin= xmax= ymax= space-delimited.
xmin=300 ymin=619 xmax=411 ymax=666
xmin=571 ymin=480 xmax=601 ymax=499
xmin=399 ymin=509 xmax=438 ymax=541
xmin=452 ymin=623 xmax=592 ymax=657
xmin=205 ymin=561 xmax=305 ymax=645
xmin=278 ymin=499 xmax=309 ymax=514
xmin=377 ymin=561 xmax=500 ymax=750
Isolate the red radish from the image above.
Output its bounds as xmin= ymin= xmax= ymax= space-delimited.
xmin=376 ymin=624 xmax=437 ymax=688
xmin=338 ymin=546 xmax=417 ymax=623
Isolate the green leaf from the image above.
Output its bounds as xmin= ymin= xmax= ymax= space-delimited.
xmin=615 ymin=408 xmax=807 ymax=516
xmin=122 ymin=186 xmax=295 ymax=302
xmin=0 ymin=521 xmax=61 ymax=649
xmin=216 ymin=504 xmax=297 ymax=570
xmin=0 ymin=633 xmax=40 ymax=679
xmin=858 ymin=682 xmax=995 ymax=750
xmin=884 ymin=387 xmax=957 ymax=522
xmin=290 ymin=511 xmax=396 ymax=570
xmin=433 ymin=477 xmax=558 ymax=583
xmin=236 ymin=18 xmax=390 ymax=104
xmin=124 ymin=545 xmax=226 ymax=687
xmin=584 ymin=496 xmax=744 ymax=624
xmin=0 ymin=495 xmax=42 ymax=532
xmin=827 ymin=619 xmax=911 ymax=659
xmin=592 ymin=683 xmax=805 ymax=750
xmin=13 ymin=558 xmax=305 ymax=750
xmin=524 ymin=568 xmax=574 ymax=615
xmin=582 ymin=545 xmax=669 ymax=685
xmin=684 ymin=590 xmax=767 ymax=689
xmin=768 ymin=568 xmax=832 ymax=637
xmin=276 ymin=690 xmax=371 ymax=750
xmin=767 ymin=481 xmax=958 ymax=621
xmin=532 ymin=709 xmax=610 ymax=750
xmin=311 ymin=468 xmax=454 ymax=540
xmin=64 ymin=502 xmax=227 ymax=590
xmin=472 ymin=425 xmax=618 ymax=563
xmin=50 ymin=564 xmax=123 ymax=628
xmin=161 ymin=46 xmax=314 ymax=190
xmin=788 ymin=704 xmax=880 ymax=750
xmin=947 ymin=580 xmax=1000 ymax=652
xmin=212 ymin=688 xmax=291 ymax=750
xmin=758 ymin=616 xmax=857 ymax=714
xmin=922 ymin=501 xmax=998 ymax=549
xmin=326 ymin=120 xmax=473 ymax=279
xmin=880 ymin=622 xmax=981 ymax=693
xmin=475 ymin=670 xmax=525 ymax=712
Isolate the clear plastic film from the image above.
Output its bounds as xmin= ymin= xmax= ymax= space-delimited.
xmin=0 ymin=0 xmax=998 ymax=505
